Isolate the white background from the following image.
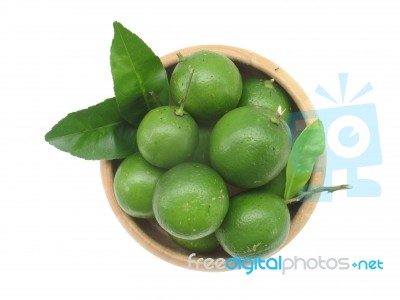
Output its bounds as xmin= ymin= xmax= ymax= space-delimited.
xmin=1 ymin=0 xmax=399 ymax=299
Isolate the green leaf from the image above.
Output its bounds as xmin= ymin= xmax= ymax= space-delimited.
xmin=284 ymin=119 xmax=325 ymax=200
xmin=110 ymin=21 xmax=169 ymax=126
xmin=45 ymin=98 xmax=138 ymax=160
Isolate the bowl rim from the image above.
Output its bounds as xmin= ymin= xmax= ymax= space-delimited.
xmin=100 ymin=44 xmax=326 ymax=272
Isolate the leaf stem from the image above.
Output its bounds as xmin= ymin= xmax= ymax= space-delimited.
xmin=284 ymin=184 xmax=352 ymax=205
xmin=149 ymin=91 xmax=161 ymax=107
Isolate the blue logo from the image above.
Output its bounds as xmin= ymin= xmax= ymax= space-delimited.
xmin=291 ymin=73 xmax=382 ymax=200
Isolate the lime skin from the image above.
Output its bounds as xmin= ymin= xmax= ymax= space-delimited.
xmin=113 ymin=152 xmax=164 ymax=218
xmin=169 ymin=233 xmax=220 ymax=253
xmin=170 ymin=50 xmax=243 ymax=122
xmin=189 ymin=123 xmax=213 ymax=165
xmin=137 ymin=106 xmax=199 ymax=168
xmin=215 ymin=190 xmax=290 ymax=258
xmin=239 ymin=78 xmax=292 ymax=123
xmin=257 ymin=169 xmax=286 ymax=198
xmin=209 ymin=106 xmax=292 ymax=189
xmin=153 ymin=162 xmax=229 ymax=240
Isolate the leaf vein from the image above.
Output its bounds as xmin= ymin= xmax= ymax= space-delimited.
xmin=114 ymin=24 xmax=150 ymax=110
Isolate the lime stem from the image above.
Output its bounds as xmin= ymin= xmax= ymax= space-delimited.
xmin=175 ymin=69 xmax=195 ymax=117
xmin=177 ymin=52 xmax=185 ymax=62
xmin=180 ymin=68 xmax=194 ymax=104
xmin=175 ymin=105 xmax=185 ymax=116
xmin=270 ymin=105 xmax=286 ymax=125
xmin=284 ymin=184 xmax=352 ymax=205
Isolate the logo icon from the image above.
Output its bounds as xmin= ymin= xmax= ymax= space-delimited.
xmin=314 ymin=73 xmax=382 ymax=200
xmin=289 ymin=73 xmax=382 ymax=200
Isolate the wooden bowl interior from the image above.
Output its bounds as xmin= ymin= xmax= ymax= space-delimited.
xmin=100 ymin=45 xmax=325 ymax=271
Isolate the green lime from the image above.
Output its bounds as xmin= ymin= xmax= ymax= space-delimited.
xmin=239 ymin=78 xmax=292 ymax=123
xmin=170 ymin=50 xmax=242 ymax=122
xmin=209 ymin=106 xmax=291 ymax=188
xmin=170 ymin=233 xmax=220 ymax=253
xmin=257 ymin=169 xmax=286 ymax=198
xmin=153 ymin=162 xmax=229 ymax=240
xmin=189 ymin=123 xmax=212 ymax=164
xmin=113 ymin=152 xmax=164 ymax=218
xmin=215 ymin=190 xmax=290 ymax=258
xmin=137 ymin=106 xmax=198 ymax=168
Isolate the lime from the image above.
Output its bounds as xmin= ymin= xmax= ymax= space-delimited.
xmin=215 ymin=190 xmax=290 ymax=258
xmin=170 ymin=50 xmax=242 ymax=122
xmin=239 ymin=78 xmax=292 ymax=123
xmin=137 ymin=106 xmax=198 ymax=168
xmin=170 ymin=233 xmax=220 ymax=253
xmin=189 ymin=123 xmax=213 ymax=164
xmin=153 ymin=162 xmax=229 ymax=239
xmin=209 ymin=106 xmax=291 ymax=188
xmin=113 ymin=152 xmax=164 ymax=218
xmin=257 ymin=169 xmax=286 ymax=198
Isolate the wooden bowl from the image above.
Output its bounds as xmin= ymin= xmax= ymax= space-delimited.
xmin=100 ymin=45 xmax=325 ymax=271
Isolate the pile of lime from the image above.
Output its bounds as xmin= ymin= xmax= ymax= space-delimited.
xmin=114 ymin=50 xmax=294 ymax=258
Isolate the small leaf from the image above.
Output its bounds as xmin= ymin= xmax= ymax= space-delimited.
xmin=45 ymin=98 xmax=138 ymax=160
xmin=284 ymin=119 xmax=325 ymax=200
xmin=110 ymin=21 xmax=169 ymax=126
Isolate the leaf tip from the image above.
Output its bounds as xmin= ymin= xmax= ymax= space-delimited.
xmin=113 ymin=21 xmax=122 ymax=29
xmin=44 ymin=127 xmax=55 ymax=143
